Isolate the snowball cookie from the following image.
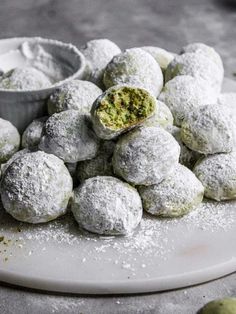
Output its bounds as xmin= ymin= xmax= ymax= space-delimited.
xmin=180 ymin=42 xmax=224 ymax=71
xmin=142 ymin=100 xmax=173 ymax=129
xmin=139 ymin=164 xmax=204 ymax=218
xmin=113 ymin=126 xmax=180 ymax=186
xmin=193 ymin=152 xmax=236 ymax=201
xmin=22 ymin=116 xmax=47 ymax=149
xmin=159 ymin=75 xmax=217 ymax=126
xmin=77 ymin=140 xmax=115 ymax=181
xmin=198 ymin=297 xmax=236 ymax=314
xmin=91 ymin=85 xmax=156 ymax=140
xmin=168 ymin=126 xmax=201 ymax=169
xmin=71 ymin=176 xmax=142 ymax=235
xmin=165 ymin=53 xmax=223 ymax=94
xmin=218 ymin=93 xmax=236 ymax=110
xmin=39 ymin=110 xmax=99 ymax=163
xmin=0 ymin=67 xmax=51 ymax=90
xmin=80 ymin=39 xmax=121 ymax=88
xmin=181 ymin=104 xmax=234 ymax=154
xmin=218 ymin=93 xmax=236 ymax=125
xmin=103 ymin=48 xmax=163 ymax=97
xmin=1 ymin=148 xmax=32 ymax=175
xmin=47 ymin=80 xmax=102 ymax=116
xmin=140 ymin=46 xmax=174 ymax=72
xmin=0 ymin=118 xmax=20 ymax=163
xmin=0 ymin=151 xmax=73 ymax=223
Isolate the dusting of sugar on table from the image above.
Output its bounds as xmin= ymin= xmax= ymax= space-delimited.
xmin=0 ymin=199 xmax=235 ymax=276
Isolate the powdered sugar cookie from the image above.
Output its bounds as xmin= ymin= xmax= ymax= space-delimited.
xmin=113 ymin=126 xmax=180 ymax=185
xmin=71 ymin=176 xmax=142 ymax=235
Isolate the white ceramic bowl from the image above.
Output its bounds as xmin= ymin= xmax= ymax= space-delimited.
xmin=0 ymin=37 xmax=87 ymax=133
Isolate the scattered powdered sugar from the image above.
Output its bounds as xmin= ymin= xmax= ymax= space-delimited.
xmin=182 ymin=200 xmax=236 ymax=231
xmin=0 ymin=199 xmax=234 ymax=261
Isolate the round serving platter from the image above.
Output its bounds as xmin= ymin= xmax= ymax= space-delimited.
xmin=0 ymin=78 xmax=235 ymax=295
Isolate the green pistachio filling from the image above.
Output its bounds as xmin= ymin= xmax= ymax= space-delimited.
xmin=97 ymin=86 xmax=155 ymax=130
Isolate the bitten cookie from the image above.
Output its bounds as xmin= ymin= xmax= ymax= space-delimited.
xmin=91 ymin=85 xmax=156 ymax=139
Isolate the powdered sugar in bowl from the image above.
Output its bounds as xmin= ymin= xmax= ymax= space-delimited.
xmin=0 ymin=37 xmax=87 ymax=132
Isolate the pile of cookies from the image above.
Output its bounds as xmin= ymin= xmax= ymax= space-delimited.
xmin=0 ymin=39 xmax=235 ymax=236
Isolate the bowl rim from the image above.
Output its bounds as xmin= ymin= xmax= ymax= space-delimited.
xmin=0 ymin=36 xmax=87 ymax=95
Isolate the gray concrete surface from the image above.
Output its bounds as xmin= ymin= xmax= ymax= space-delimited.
xmin=0 ymin=273 xmax=235 ymax=314
xmin=0 ymin=0 xmax=235 ymax=313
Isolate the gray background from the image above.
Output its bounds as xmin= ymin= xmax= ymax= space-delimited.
xmin=0 ymin=0 xmax=236 ymax=313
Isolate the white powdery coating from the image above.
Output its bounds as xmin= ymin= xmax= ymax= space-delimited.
xmin=165 ymin=52 xmax=223 ymax=94
xmin=0 ymin=67 xmax=51 ymax=91
xmin=218 ymin=93 xmax=236 ymax=110
xmin=71 ymin=176 xmax=142 ymax=235
xmin=180 ymin=42 xmax=224 ymax=70
xmin=181 ymin=104 xmax=234 ymax=154
xmin=0 ymin=118 xmax=20 ymax=163
xmin=193 ymin=152 xmax=236 ymax=201
xmin=77 ymin=140 xmax=115 ymax=181
xmin=113 ymin=126 xmax=180 ymax=186
xmin=218 ymin=93 xmax=236 ymax=126
xmin=142 ymin=100 xmax=173 ymax=129
xmin=47 ymin=80 xmax=102 ymax=116
xmin=159 ymin=75 xmax=217 ymax=126
xmin=0 ymin=151 xmax=73 ymax=223
xmin=39 ymin=110 xmax=99 ymax=163
xmin=103 ymin=48 xmax=163 ymax=97
xmin=167 ymin=126 xmax=201 ymax=169
xmin=139 ymin=164 xmax=204 ymax=217
xmin=22 ymin=116 xmax=47 ymax=149
xmin=1 ymin=148 xmax=31 ymax=175
xmin=80 ymin=39 xmax=121 ymax=88
xmin=140 ymin=46 xmax=174 ymax=71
